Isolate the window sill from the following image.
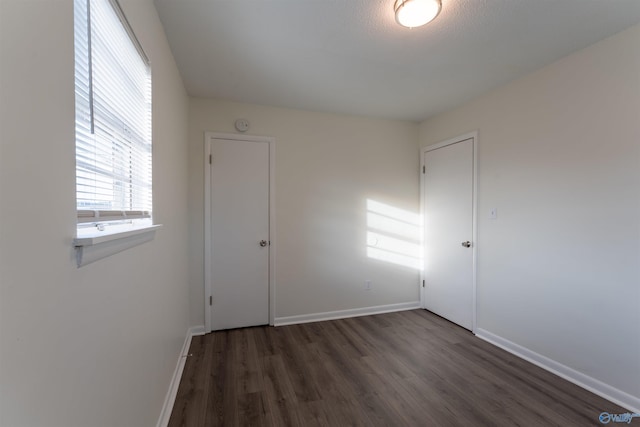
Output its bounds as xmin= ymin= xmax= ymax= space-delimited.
xmin=74 ymin=224 xmax=162 ymax=267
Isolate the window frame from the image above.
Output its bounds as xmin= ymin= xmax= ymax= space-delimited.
xmin=73 ymin=0 xmax=160 ymax=266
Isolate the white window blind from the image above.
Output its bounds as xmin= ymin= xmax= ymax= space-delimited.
xmin=74 ymin=0 xmax=152 ymax=225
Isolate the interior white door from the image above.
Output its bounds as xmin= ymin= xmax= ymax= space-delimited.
xmin=423 ymin=138 xmax=474 ymax=330
xmin=210 ymin=138 xmax=269 ymax=330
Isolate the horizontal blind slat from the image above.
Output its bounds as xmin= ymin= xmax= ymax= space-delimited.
xmin=74 ymin=0 xmax=152 ymax=218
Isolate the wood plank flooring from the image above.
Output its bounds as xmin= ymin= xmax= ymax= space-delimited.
xmin=168 ymin=310 xmax=625 ymax=426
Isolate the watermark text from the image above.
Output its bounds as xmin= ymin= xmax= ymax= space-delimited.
xmin=599 ymin=412 xmax=640 ymax=424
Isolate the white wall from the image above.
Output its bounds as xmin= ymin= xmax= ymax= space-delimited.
xmin=0 ymin=0 xmax=190 ymax=426
xmin=189 ymin=99 xmax=420 ymax=326
xmin=419 ymin=24 xmax=640 ymax=404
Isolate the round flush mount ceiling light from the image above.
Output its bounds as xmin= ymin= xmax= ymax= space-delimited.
xmin=394 ymin=0 xmax=442 ymax=28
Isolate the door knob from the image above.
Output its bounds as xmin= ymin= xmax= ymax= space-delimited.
xmin=461 ymin=241 xmax=471 ymax=248
xmin=259 ymin=240 xmax=268 ymax=247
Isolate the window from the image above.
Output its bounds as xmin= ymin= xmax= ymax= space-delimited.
xmin=74 ymin=0 xmax=152 ymax=235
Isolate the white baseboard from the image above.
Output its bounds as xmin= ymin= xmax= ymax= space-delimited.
xmin=156 ymin=325 xmax=206 ymax=427
xmin=475 ymin=328 xmax=640 ymax=414
xmin=274 ymin=301 xmax=421 ymax=326
xmin=189 ymin=325 xmax=206 ymax=336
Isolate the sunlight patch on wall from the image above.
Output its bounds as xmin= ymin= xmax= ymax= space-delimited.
xmin=366 ymin=199 xmax=422 ymax=270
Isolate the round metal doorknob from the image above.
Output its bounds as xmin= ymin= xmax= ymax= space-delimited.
xmin=259 ymin=240 xmax=268 ymax=247
xmin=461 ymin=241 xmax=471 ymax=248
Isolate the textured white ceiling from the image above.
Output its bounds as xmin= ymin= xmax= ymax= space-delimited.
xmin=154 ymin=0 xmax=640 ymax=122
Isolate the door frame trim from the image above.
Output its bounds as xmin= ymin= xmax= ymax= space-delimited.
xmin=204 ymin=132 xmax=276 ymax=332
xmin=420 ymin=131 xmax=478 ymax=333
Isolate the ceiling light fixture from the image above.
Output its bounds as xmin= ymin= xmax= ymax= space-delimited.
xmin=394 ymin=0 xmax=442 ymax=28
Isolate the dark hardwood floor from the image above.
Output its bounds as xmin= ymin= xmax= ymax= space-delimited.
xmin=168 ymin=309 xmax=625 ymax=426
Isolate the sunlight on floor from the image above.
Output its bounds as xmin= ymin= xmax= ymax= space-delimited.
xmin=366 ymin=199 xmax=422 ymax=270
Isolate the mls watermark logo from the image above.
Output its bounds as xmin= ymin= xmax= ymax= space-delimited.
xmin=599 ymin=412 xmax=640 ymax=424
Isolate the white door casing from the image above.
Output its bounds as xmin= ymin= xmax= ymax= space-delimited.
xmin=421 ymin=132 xmax=477 ymax=332
xmin=204 ymin=132 xmax=276 ymax=332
